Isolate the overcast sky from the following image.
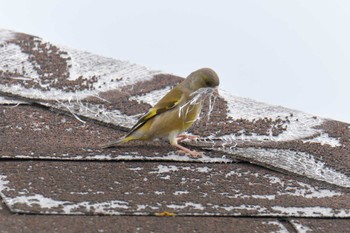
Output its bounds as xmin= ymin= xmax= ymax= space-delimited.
xmin=1 ymin=0 xmax=349 ymax=123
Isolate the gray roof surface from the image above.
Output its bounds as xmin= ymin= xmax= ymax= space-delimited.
xmin=0 ymin=29 xmax=350 ymax=232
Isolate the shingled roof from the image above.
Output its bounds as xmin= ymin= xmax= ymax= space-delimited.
xmin=1 ymin=29 xmax=350 ymax=232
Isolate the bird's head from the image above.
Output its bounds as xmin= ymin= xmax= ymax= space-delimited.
xmin=185 ymin=68 xmax=220 ymax=95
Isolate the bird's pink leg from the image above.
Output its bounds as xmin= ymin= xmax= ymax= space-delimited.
xmin=176 ymin=134 xmax=199 ymax=143
xmin=169 ymin=132 xmax=202 ymax=158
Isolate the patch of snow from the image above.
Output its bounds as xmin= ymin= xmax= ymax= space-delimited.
xmin=289 ymin=220 xmax=312 ymax=233
xmin=195 ymin=166 xmax=212 ymax=173
xmin=0 ymin=44 xmax=161 ymax=101
xmin=212 ymin=204 xmax=269 ymax=214
xmin=128 ymin=167 xmax=143 ymax=171
xmin=271 ymin=206 xmax=350 ymax=217
xmin=173 ymin=190 xmax=189 ymax=195
xmin=48 ymin=98 xmax=138 ymax=129
xmin=7 ymin=194 xmax=69 ymax=209
xmin=0 ymin=174 xmax=130 ymax=215
xmin=5 ymin=152 xmax=232 ymax=163
xmin=0 ymin=29 xmax=16 ymax=44
xmin=167 ymin=202 xmax=205 ymax=210
xmin=154 ymin=191 xmax=165 ymax=195
xmin=160 ymin=175 xmax=170 ymax=180
xmin=0 ymin=43 xmax=40 ymax=80
xmin=136 ymin=204 xmax=160 ymax=211
xmin=150 ymin=165 xmax=179 ymax=174
xmin=150 ymin=164 xmax=214 ymax=175
xmin=220 ymin=90 xmax=324 ymax=141
xmin=129 ymin=86 xmax=172 ymax=106
xmin=64 ymin=46 xmax=160 ymax=89
xmin=281 ymin=181 xmax=341 ymax=198
xmin=70 ymin=191 xmax=104 ymax=195
xmin=220 ymin=192 xmax=276 ymax=200
xmin=222 ymin=147 xmax=350 ymax=188
xmin=303 ymin=133 xmax=341 ymax=147
xmin=0 ymin=175 xmax=11 ymax=194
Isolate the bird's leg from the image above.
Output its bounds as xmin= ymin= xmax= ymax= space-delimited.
xmin=169 ymin=132 xmax=202 ymax=158
xmin=176 ymin=134 xmax=199 ymax=143
xmin=174 ymin=144 xmax=203 ymax=158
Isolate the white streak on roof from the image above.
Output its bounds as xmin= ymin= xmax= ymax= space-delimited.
xmin=224 ymin=170 xmax=341 ymax=199
xmin=160 ymin=175 xmax=170 ymax=180
xmin=289 ymin=220 xmax=312 ymax=233
xmin=0 ymin=29 xmax=16 ymax=44
xmin=136 ymin=204 xmax=160 ymax=211
xmin=220 ymin=192 xmax=276 ymax=200
xmin=281 ymin=181 xmax=341 ymax=199
xmin=150 ymin=165 xmax=179 ymax=173
xmin=150 ymin=165 xmax=215 ymax=174
xmin=7 ymin=194 xmax=69 ymax=209
xmin=195 ymin=166 xmax=212 ymax=173
xmin=9 ymin=152 xmax=232 ymax=163
xmin=226 ymin=147 xmax=350 ymax=188
xmin=64 ymin=46 xmax=160 ymax=88
xmin=129 ymin=86 xmax=172 ymax=106
xmin=271 ymin=206 xmax=350 ymax=217
xmin=0 ymin=175 xmax=11 ymax=194
xmin=49 ymin=101 xmax=137 ymax=129
xmin=0 ymin=43 xmax=161 ymax=101
xmin=302 ymin=133 xmax=341 ymax=147
xmin=219 ymin=90 xmax=325 ymax=142
xmin=128 ymin=167 xmax=143 ymax=171
xmin=0 ymin=43 xmax=40 ymax=80
xmin=167 ymin=202 xmax=205 ymax=210
xmin=154 ymin=191 xmax=165 ymax=195
xmin=1 ymin=175 xmax=131 ymax=215
xmin=174 ymin=190 xmax=189 ymax=195
xmin=212 ymin=204 xmax=269 ymax=213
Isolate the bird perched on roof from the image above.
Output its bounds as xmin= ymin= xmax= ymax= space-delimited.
xmin=101 ymin=68 xmax=220 ymax=158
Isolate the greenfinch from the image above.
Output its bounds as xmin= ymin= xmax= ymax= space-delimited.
xmin=102 ymin=68 xmax=220 ymax=158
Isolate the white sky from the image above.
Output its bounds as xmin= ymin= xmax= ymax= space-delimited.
xmin=1 ymin=0 xmax=349 ymax=123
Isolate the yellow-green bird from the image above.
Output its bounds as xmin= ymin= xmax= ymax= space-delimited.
xmin=102 ymin=68 xmax=220 ymax=158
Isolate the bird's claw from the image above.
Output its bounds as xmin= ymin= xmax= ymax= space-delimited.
xmin=176 ymin=150 xmax=203 ymax=158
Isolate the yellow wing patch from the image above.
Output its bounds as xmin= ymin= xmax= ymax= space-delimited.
xmin=126 ymin=87 xmax=184 ymax=136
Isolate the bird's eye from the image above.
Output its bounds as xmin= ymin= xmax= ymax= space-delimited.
xmin=205 ymin=79 xmax=211 ymax=86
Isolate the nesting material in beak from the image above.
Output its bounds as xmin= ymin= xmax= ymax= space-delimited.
xmin=213 ymin=87 xmax=219 ymax=97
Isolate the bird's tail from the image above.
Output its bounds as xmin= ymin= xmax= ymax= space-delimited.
xmin=100 ymin=136 xmax=133 ymax=149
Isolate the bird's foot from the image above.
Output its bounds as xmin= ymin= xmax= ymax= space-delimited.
xmin=177 ymin=150 xmax=203 ymax=158
xmin=175 ymin=145 xmax=203 ymax=158
xmin=176 ymin=134 xmax=199 ymax=143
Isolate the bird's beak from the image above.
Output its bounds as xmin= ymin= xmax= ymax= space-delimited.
xmin=213 ymin=87 xmax=219 ymax=96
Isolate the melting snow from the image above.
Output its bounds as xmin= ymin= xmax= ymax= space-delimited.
xmin=302 ymin=133 xmax=341 ymax=147
xmin=289 ymin=220 xmax=312 ymax=233
xmin=167 ymin=202 xmax=205 ymax=210
xmin=0 ymin=29 xmax=17 ymax=44
xmin=173 ymin=190 xmax=189 ymax=195
xmin=150 ymin=165 xmax=179 ymax=174
xmin=220 ymin=90 xmax=325 ymax=141
xmin=223 ymin=147 xmax=350 ymax=188
xmin=271 ymin=206 xmax=350 ymax=217
xmin=129 ymin=86 xmax=172 ymax=106
xmin=0 ymin=43 xmax=40 ymax=80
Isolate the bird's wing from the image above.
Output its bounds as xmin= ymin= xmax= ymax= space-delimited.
xmin=126 ymin=87 xmax=185 ymax=135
